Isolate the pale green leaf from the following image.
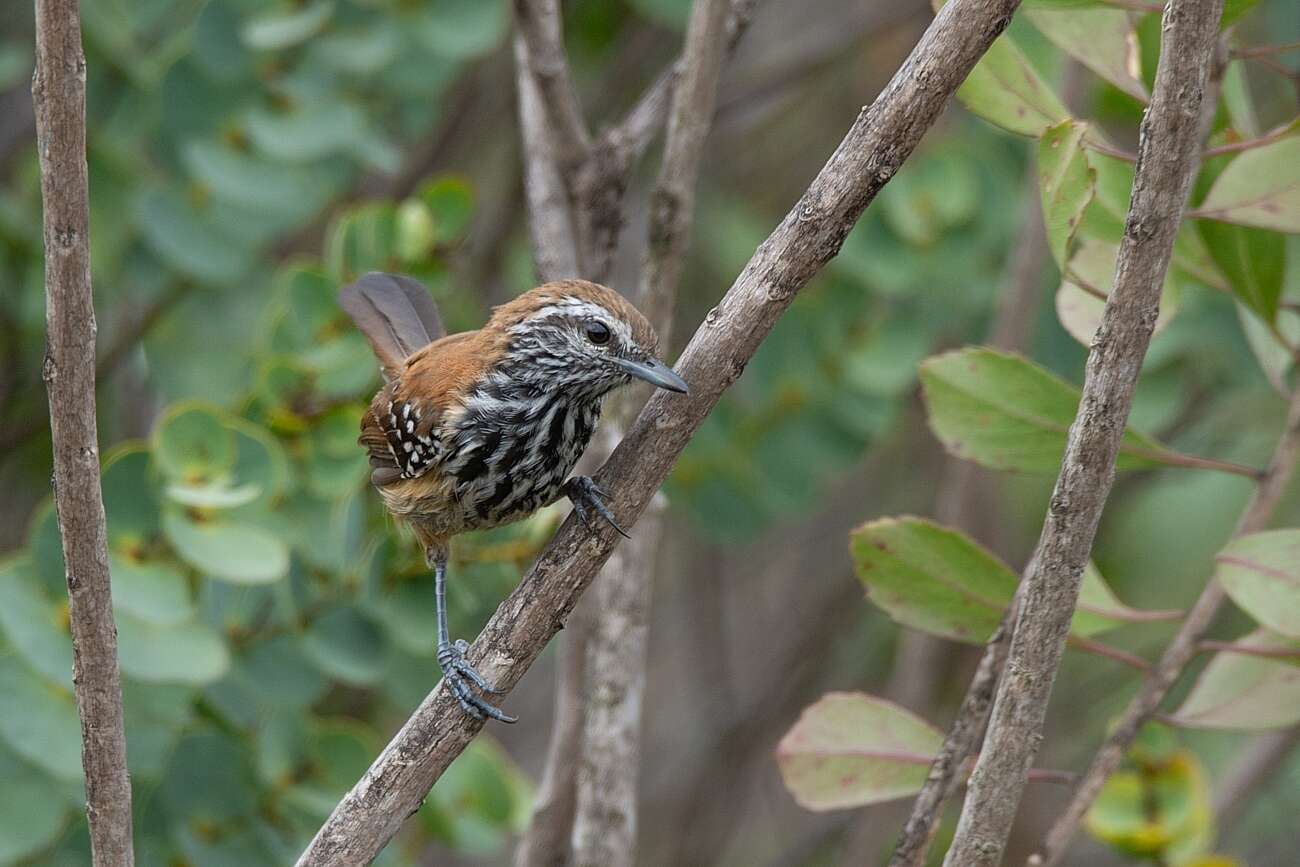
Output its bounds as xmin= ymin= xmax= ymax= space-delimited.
xmin=1173 ymin=629 xmax=1300 ymax=729
xmin=1025 ymin=7 xmax=1147 ymax=102
xmin=1214 ymin=529 xmax=1300 ymax=637
xmin=919 ymin=347 xmax=1172 ymax=473
xmin=162 ymin=510 xmax=289 ymax=584
xmin=1196 ymin=130 xmax=1300 ymax=233
xmin=956 ymin=34 xmax=1070 ymax=137
xmin=1039 ymin=120 xmax=1097 ymax=266
xmin=776 ymin=692 xmax=943 ymax=810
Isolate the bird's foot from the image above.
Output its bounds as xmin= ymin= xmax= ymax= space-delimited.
xmin=564 ymin=476 xmax=630 ymax=538
xmin=437 ymin=639 xmax=516 ymax=724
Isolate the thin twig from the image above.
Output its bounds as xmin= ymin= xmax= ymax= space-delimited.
xmin=943 ymin=1 xmax=1226 ymax=863
xmin=32 ymin=1 xmax=134 ymax=864
xmin=570 ymin=2 xmax=733 ymax=864
xmin=1200 ymin=120 xmax=1297 ymax=158
xmin=292 ymin=2 xmax=1027 ymax=863
xmin=511 ymin=0 xmax=590 ymax=172
xmin=1231 ymin=39 xmax=1300 ymax=59
xmin=1197 ymin=639 xmax=1300 ymax=661
xmin=1032 ymin=383 xmax=1300 ymax=867
xmin=1067 ymin=635 xmax=1152 ymax=671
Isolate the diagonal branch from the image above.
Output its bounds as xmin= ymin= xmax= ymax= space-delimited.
xmin=512 ymin=0 xmax=591 ymax=173
xmin=1030 ymin=381 xmax=1300 ymax=867
xmin=570 ymin=1 xmax=734 ymax=864
xmin=941 ymin=0 xmax=1226 ymax=864
xmin=293 ymin=2 xmax=1025 ymax=863
xmin=32 ymin=0 xmax=135 ymax=864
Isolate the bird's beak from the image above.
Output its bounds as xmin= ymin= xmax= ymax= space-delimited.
xmin=614 ymin=357 xmax=690 ymax=394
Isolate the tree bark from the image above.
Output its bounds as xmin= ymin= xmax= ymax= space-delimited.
xmin=1031 ymin=381 xmax=1300 ymax=866
xmin=295 ymin=3 xmax=1024 ymax=863
xmin=32 ymin=1 xmax=135 ymax=864
xmin=942 ymin=1 xmax=1225 ymax=863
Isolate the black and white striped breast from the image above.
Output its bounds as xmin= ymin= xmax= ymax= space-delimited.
xmin=444 ymin=384 xmax=600 ymax=528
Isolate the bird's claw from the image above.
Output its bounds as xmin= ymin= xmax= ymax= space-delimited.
xmin=566 ymin=476 xmax=630 ymax=538
xmin=438 ymin=640 xmax=516 ymax=723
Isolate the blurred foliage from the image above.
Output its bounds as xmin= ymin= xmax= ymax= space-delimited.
xmin=1 ymin=0 xmax=1298 ymax=863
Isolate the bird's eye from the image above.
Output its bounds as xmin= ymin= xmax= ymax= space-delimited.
xmin=585 ymin=321 xmax=611 ymax=345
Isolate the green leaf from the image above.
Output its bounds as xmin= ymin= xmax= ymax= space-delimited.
xmin=165 ymin=481 xmax=262 ymax=510
xmin=326 ymin=202 xmax=400 ymax=283
xmin=302 ymin=608 xmax=388 ymax=686
xmin=101 ymin=446 xmax=160 ymax=546
xmin=1173 ymin=629 xmax=1300 ymax=729
xmin=419 ymin=176 xmax=475 ymax=244
xmin=109 ymin=555 xmax=195 ymax=626
xmin=238 ymin=636 xmax=330 ymax=710
xmin=162 ymin=510 xmax=289 ymax=584
xmin=1195 ymin=131 xmax=1300 ymax=233
xmin=0 ymin=558 xmax=73 ymax=685
xmin=851 ymin=517 xmax=1017 ymax=643
xmin=413 ymin=0 xmax=509 ymax=60
xmin=242 ymin=1 xmax=334 ymax=51
xmin=244 ymin=101 xmax=370 ymax=162
xmin=1198 ymin=220 xmax=1286 ymax=324
xmin=152 ymin=402 xmax=236 ymax=483
xmin=919 ymin=347 xmax=1172 ymax=473
xmin=156 ymin=730 xmax=258 ymax=825
xmin=1056 ymin=237 xmax=1182 ymax=345
xmin=1025 ymin=7 xmax=1147 ymax=102
xmin=116 ymin=611 xmax=230 ymax=685
xmin=134 ymin=187 xmax=256 ymax=285
xmin=181 ymin=140 xmax=345 ymax=226
xmin=776 ymin=692 xmax=943 ymax=810
xmin=1238 ymin=303 xmax=1300 ymax=395
xmin=0 ymin=655 xmax=82 ymax=780
xmin=956 ymin=33 xmax=1070 ymax=137
xmin=1214 ymin=530 xmax=1300 ymax=638
xmin=0 ymin=743 xmax=71 ymax=865
xmin=1038 ymin=120 xmax=1097 ymax=266
xmin=851 ymin=518 xmax=1165 ymax=643
xmin=1086 ymin=750 xmax=1212 ymax=860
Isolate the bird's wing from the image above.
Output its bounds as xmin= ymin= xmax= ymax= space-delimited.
xmin=339 ymin=272 xmax=446 ymax=381
xmin=359 ymin=330 xmax=504 ymax=487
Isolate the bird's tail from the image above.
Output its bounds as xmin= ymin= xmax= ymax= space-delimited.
xmin=338 ymin=272 xmax=446 ymax=379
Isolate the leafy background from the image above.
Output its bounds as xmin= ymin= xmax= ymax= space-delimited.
xmin=0 ymin=0 xmax=1298 ymax=865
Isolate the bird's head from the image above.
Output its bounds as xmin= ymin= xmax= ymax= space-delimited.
xmin=489 ymin=280 xmax=689 ymax=399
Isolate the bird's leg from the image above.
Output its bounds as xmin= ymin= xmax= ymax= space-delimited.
xmin=432 ymin=550 xmax=516 ymax=724
xmin=559 ymin=476 xmax=630 ymax=538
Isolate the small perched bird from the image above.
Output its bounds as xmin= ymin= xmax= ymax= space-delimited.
xmin=340 ymin=272 xmax=688 ymax=722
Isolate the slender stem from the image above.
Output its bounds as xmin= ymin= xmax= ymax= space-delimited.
xmin=944 ymin=1 xmax=1226 ymax=863
xmin=1231 ymin=40 xmax=1300 ymax=59
xmin=1126 ymin=446 xmax=1262 ymax=479
xmin=33 ymin=0 xmax=135 ymax=864
xmin=1032 ymin=384 xmax=1300 ymax=867
xmin=1067 ymin=635 xmax=1152 ymax=672
xmin=1197 ymin=639 xmax=1300 ymax=661
xmin=293 ymin=2 xmax=1030 ymax=862
xmin=1212 ymin=727 xmax=1300 ymax=828
xmin=1200 ymin=120 xmax=1298 ymax=157
xmin=1086 ymin=141 xmax=1138 ymax=163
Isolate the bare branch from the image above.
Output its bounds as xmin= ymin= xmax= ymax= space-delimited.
xmin=570 ymin=3 xmax=734 ymax=863
xmin=942 ymin=0 xmax=1226 ymax=863
xmin=513 ymin=33 xmax=582 ymax=281
xmin=574 ymin=0 xmax=759 ymax=281
xmin=1031 ymin=381 xmax=1300 ymax=867
xmin=512 ymin=605 xmax=592 ymax=867
xmin=512 ymin=0 xmax=590 ymax=171
xmin=32 ymin=1 xmax=134 ymax=864
xmin=294 ymin=3 xmax=1026 ymax=863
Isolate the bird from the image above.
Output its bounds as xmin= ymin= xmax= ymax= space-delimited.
xmin=339 ymin=272 xmax=689 ymax=722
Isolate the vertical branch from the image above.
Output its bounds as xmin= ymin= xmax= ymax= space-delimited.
xmin=511 ymin=0 xmax=590 ymax=173
xmin=1032 ymin=382 xmax=1300 ymax=867
xmin=570 ymin=2 xmax=734 ymax=865
xmin=942 ymin=1 xmax=1225 ymax=864
xmin=514 ymin=33 xmax=582 ymax=281
xmin=32 ymin=1 xmax=135 ymax=865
